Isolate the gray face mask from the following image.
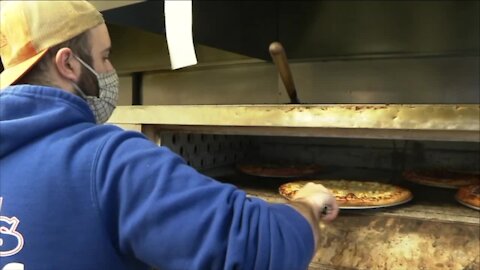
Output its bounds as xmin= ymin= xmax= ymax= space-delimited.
xmin=72 ymin=56 xmax=119 ymax=124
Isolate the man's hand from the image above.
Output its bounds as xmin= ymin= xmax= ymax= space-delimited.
xmin=292 ymin=182 xmax=339 ymax=221
xmin=287 ymin=182 xmax=339 ymax=250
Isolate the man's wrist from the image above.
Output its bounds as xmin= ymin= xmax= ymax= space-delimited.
xmin=287 ymin=200 xmax=320 ymax=251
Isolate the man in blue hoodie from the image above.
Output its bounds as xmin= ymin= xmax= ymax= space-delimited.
xmin=0 ymin=1 xmax=338 ymax=269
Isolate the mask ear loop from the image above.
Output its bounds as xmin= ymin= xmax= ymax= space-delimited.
xmin=73 ymin=55 xmax=99 ymax=77
xmin=71 ymin=55 xmax=98 ymax=98
xmin=72 ymin=82 xmax=88 ymax=99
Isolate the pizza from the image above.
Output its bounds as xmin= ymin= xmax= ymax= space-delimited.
xmin=456 ymin=184 xmax=480 ymax=210
xmin=403 ymin=169 xmax=479 ymax=189
xmin=279 ymin=180 xmax=412 ymax=208
xmin=236 ymin=163 xmax=322 ymax=178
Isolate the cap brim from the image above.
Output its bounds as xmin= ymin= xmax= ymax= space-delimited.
xmin=0 ymin=49 xmax=48 ymax=89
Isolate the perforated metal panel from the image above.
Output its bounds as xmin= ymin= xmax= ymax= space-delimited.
xmin=158 ymin=133 xmax=252 ymax=170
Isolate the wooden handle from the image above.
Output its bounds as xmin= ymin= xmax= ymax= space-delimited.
xmin=269 ymin=42 xmax=299 ymax=104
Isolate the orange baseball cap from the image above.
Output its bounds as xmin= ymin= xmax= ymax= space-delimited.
xmin=0 ymin=1 xmax=104 ymax=89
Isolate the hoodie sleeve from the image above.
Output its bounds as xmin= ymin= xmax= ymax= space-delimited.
xmin=92 ymin=130 xmax=315 ymax=270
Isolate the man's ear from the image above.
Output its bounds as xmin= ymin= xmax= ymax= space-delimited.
xmin=54 ymin=48 xmax=81 ymax=82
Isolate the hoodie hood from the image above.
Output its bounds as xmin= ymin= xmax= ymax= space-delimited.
xmin=0 ymin=85 xmax=95 ymax=158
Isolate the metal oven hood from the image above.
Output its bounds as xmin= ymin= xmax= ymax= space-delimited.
xmin=98 ymin=0 xmax=479 ymax=60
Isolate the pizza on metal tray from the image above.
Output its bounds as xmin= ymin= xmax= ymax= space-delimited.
xmin=279 ymin=180 xmax=412 ymax=208
xmin=456 ymin=184 xmax=480 ymax=210
xmin=237 ymin=163 xmax=322 ymax=178
xmin=403 ymin=169 xmax=479 ymax=189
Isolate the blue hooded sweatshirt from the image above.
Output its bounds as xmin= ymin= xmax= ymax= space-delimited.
xmin=0 ymin=85 xmax=314 ymax=270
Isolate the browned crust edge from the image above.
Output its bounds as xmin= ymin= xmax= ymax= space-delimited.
xmin=403 ymin=170 xmax=480 ymax=188
xmin=456 ymin=184 xmax=480 ymax=208
xmin=278 ymin=180 xmax=412 ymax=207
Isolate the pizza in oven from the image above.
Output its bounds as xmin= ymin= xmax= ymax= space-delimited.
xmin=456 ymin=184 xmax=480 ymax=210
xmin=279 ymin=180 xmax=412 ymax=208
xmin=237 ymin=163 xmax=322 ymax=178
xmin=403 ymin=169 xmax=479 ymax=189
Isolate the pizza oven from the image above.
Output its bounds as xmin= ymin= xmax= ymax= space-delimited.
xmin=109 ymin=105 xmax=479 ymax=270
xmin=101 ymin=1 xmax=479 ymax=269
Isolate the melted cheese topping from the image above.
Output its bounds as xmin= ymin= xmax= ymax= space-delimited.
xmin=282 ymin=180 xmax=399 ymax=200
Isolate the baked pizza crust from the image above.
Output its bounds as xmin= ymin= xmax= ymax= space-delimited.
xmin=456 ymin=184 xmax=480 ymax=209
xmin=237 ymin=163 xmax=322 ymax=178
xmin=279 ymin=180 xmax=412 ymax=208
xmin=403 ymin=169 xmax=479 ymax=188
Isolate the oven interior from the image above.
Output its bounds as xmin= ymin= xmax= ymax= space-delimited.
xmin=150 ymin=130 xmax=480 ymax=270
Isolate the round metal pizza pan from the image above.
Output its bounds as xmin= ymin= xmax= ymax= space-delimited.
xmin=338 ymin=196 xmax=414 ymax=210
xmin=455 ymin=195 xmax=480 ymax=211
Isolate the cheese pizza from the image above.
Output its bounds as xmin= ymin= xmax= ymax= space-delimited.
xmin=279 ymin=180 xmax=412 ymax=208
xmin=403 ymin=169 xmax=479 ymax=189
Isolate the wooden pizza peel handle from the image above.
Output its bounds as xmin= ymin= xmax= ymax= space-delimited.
xmin=269 ymin=42 xmax=300 ymax=104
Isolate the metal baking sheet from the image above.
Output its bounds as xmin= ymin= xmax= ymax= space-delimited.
xmin=455 ymin=195 xmax=480 ymax=211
